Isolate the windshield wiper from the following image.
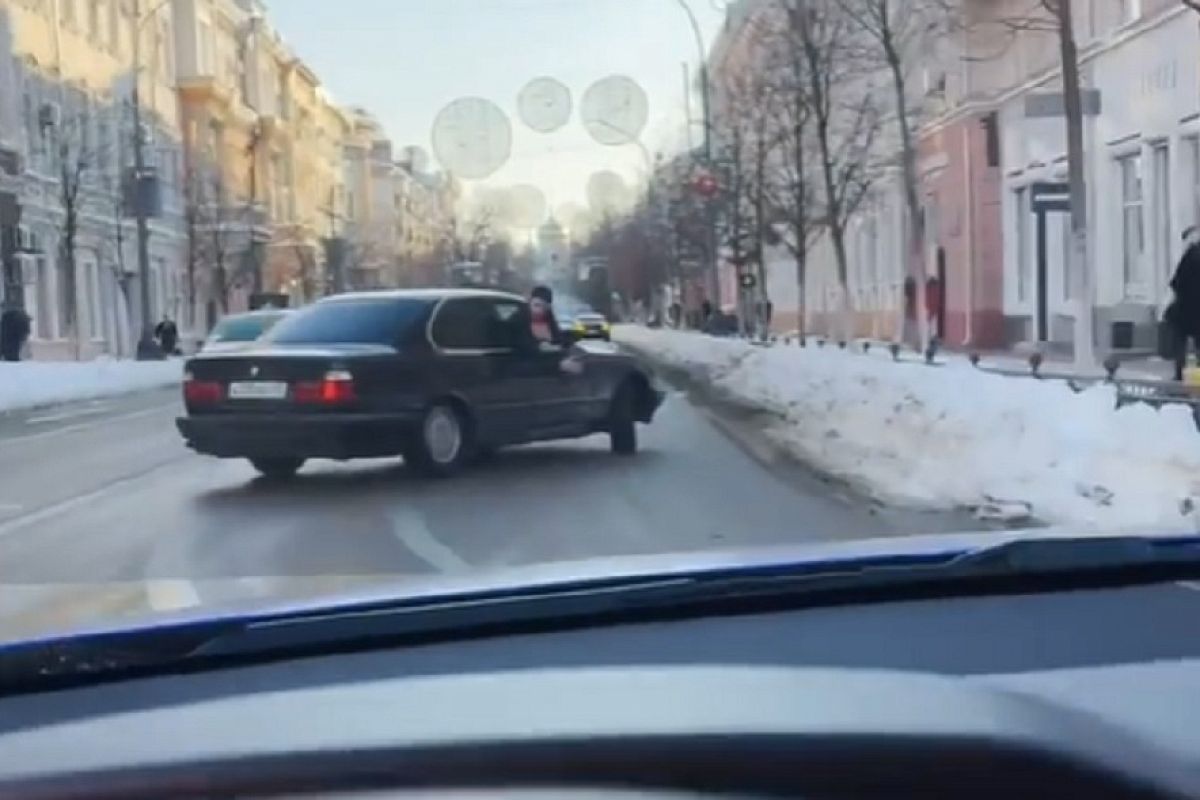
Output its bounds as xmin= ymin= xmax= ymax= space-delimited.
xmin=3 ymin=535 xmax=1200 ymax=694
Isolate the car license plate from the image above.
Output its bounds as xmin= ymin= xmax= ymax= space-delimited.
xmin=228 ymin=380 xmax=288 ymax=400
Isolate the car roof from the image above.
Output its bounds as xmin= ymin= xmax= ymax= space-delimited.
xmin=219 ymin=308 xmax=290 ymax=319
xmin=319 ymin=288 xmax=526 ymax=304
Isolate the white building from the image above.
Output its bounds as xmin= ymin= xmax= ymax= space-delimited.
xmin=997 ymin=1 xmax=1200 ymax=352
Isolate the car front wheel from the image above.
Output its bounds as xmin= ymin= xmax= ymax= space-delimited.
xmin=250 ymin=457 xmax=305 ymax=480
xmin=406 ymin=403 xmax=469 ymax=477
xmin=609 ymin=383 xmax=638 ymax=456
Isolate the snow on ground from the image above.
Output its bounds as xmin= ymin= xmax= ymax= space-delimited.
xmin=0 ymin=358 xmax=182 ymax=413
xmin=615 ymin=325 xmax=1200 ymax=532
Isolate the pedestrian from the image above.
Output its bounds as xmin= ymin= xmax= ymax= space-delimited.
xmin=1167 ymin=225 xmax=1200 ymax=381
xmin=155 ymin=314 xmax=179 ymax=356
xmin=902 ymin=275 xmax=918 ymax=348
xmin=0 ymin=302 xmax=31 ymax=362
xmin=528 ymin=285 xmax=563 ymax=345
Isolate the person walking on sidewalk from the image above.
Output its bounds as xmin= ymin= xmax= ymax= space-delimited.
xmin=0 ymin=302 xmax=31 ymax=362
xmin=155 ymin=314 xmax=179 ymax=356
xmin=1167 ymin=225 xmax=1200 ymax=381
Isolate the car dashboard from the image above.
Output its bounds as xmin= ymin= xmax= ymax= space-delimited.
xmin=1 ymin=581 xmax=1199 ymax=799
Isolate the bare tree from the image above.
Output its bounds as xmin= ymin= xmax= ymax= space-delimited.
xmin=183 ymin=164 xmax=245 ymax=316
xmin=43 ymin=91 xmax=116 ymax=358
xmin=966 ymin=1 xmax=1090 ymax=364
xmin=834 ymin=0 xmax=957 ymax=348
xmin=786 ymin=0 xmax=882 ymax=337
xmin=716 ymin=65 xmax=781 ymax=335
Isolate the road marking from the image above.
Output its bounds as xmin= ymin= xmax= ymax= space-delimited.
xmin=389 ymin=509 xmax=469 ymax=573
xmin=26 ymin=405 xmax=112 ymax=425
xmin=0 ymin=454 xmax=188 ymax=539
xmin=2 ymin=404 xmax=175 ymax=446
xmin=145 ymin=579 xmax=203 ymax=612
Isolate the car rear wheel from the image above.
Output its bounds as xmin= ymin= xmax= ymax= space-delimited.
xmin=250 ymin=457 xmax=304 ymax=480
xmin=609 ymin=383 xmax=638 ymax=456
xmin=406 ymin=403 xmax=469 ymax=477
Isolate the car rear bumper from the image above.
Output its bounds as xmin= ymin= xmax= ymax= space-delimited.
xmin=176 ymin=412 xmax=422 ymax=459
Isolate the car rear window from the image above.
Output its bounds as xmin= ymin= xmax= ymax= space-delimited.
xmin=266 ymin=298 xmax=429 ymax=346
xmin=208 ymin=313 xmax=284 ymax=343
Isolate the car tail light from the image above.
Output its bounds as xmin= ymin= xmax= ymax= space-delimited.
xmin=294 ymin=370 xmax=357 ymax=405
xmin=183 ymin=373 xmax=223 ymax=404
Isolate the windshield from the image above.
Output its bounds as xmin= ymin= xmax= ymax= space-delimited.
xmin=5 ymin=0 xmax=1200 ymax=659
xmin=266 ymin=299 xmax=429 ymax=346
xmin=207 ymin=313 xmax=285 ymax=344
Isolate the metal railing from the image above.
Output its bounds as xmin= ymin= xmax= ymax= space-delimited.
xmin=716 ymin=330 xmax=1200 ymax=425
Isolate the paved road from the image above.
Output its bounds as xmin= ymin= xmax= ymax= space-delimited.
xmin=0 ymin=383 xmax=981 ymax=640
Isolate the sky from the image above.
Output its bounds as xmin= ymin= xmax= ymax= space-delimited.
xmin=264 ymin=0 xmax=727 ymax=223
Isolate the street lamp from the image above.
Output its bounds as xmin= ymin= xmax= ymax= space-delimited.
xmin=130 ymin=0 xmax=172 ymax=359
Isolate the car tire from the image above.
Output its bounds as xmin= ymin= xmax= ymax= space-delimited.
xmin=406 ymin=402 xmax=469 ymax=477
xmin=250 ymin=457 xmax=304 ymax=480
xmin=609 ymin=383 xmax=638 ymax=456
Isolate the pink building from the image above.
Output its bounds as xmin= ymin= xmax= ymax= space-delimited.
xmin=917 ymin=112 xmax=1006 ymax=348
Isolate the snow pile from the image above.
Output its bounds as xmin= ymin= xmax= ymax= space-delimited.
xmin=0 ymin=358 xmax=183 ymax=413
xmin=615 ymin=326 xmax=1200 ymax=531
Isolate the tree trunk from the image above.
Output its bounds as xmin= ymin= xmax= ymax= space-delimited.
xmin=883 ymin=23 xmax=927 ymax=350
xmin=1055 ymin=0 xmax=1093 ymax=368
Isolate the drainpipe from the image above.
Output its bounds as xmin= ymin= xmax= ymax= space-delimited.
xmin=962 ymin=120 xmax=975 ymax=347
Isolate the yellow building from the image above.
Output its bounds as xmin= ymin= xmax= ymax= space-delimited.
xmin=171 ymin=0 xmax=273 ymax=322
xmin=1 ymin=0 xmax=185 ymax=358
xmin=264 ymin=58 xmax=348 ymax=301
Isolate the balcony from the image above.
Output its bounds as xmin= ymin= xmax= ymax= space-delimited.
xmin=177 ymin=76 xmax=235 ymax=108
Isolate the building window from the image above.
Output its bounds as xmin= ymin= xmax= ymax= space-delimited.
xmin=88 ymin=0 xmax=102 ymax=42
xmin=1188 ymin=136 xmax=1200 ymax=232
xmin=1152 ymin=143 xmax=1171 ymax=288
xmin=62 ymin=0 xmax=76 ymax=27
xmin=159 ymin=19 xmax=174 ymax=82
xmin=982 ymin=112 xmax=1000 ymax=168
xmin=1014 ymin=186 xmax=1030 ymax=302
xmin=34 ymin=256 xmax=53 ymax=340
xmin=1118 ymin=152 xmax=1145 ymax=293
xmin=108 ymin=0 xmax=120 ymax=53
xmin=197 ymin=20 xmax=214 ymax=74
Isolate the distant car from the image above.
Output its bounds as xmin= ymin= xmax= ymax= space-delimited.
xmin=200 ymin=309 xmax=290 ymax=353
xmin=176 ymin=289 xmax=666 ymax=479
xmin=564 ymin=311 xmax=611 ymax=341
xmin=556 ymin=306 xmax=610 ymax=341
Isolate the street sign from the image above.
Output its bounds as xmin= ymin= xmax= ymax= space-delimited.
xmin=1031 ymin=181 xmax=1071 ymax=212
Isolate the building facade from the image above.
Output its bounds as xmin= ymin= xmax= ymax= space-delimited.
xmin=706 ymin=0 xmax=1200 ymax=354
xmin=0 ymin=0 xmax=448 ymax=359
xmin=2 ymin=0 xmax=187 ymax=359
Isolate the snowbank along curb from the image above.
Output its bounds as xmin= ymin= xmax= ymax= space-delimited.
xmin=614 ymin=325 xmax=1200 ymax=532
xmin=0 ymin=359 xmax=183 ymax=414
